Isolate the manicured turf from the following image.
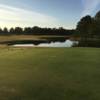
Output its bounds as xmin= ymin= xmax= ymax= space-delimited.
xmin=0 ymin=47 xmax=100 ymax=100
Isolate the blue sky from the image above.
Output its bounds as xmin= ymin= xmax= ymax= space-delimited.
xmin=0 ymin=0 xmax=100 ymax=29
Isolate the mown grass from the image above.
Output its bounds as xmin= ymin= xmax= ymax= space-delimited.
xmin=0 ymin=47 xmax=100 ymax=100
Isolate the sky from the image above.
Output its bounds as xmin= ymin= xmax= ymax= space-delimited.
xmin=0 ymin=0 xmax=100 ymax=29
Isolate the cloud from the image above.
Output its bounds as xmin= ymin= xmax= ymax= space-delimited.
xmin=0 ymin=4 xmax=58 ymax=28
xmin=81 ymin=0 xmax=100 ymax=17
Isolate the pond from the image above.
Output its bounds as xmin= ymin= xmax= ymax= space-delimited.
xmin=12 ymin=40 xmax=78 ymax=47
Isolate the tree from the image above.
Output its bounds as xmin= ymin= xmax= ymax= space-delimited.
xmin=24 ymin=27 xmax=32 ymax=34
xmin=14 ymin=27 xmax=23 ymax=35
xmin=76 ymin=15 xmax=93 ymax=37
xmin=3 ymin=27 xmax=9 ymax=35
xmin=9 ymin=28 xmax=15 ymax=34
xmin=93 ymin=11 xmax=100 ymax=37
xmin=95 ymin=11 xmax=100 ymax=21
xmin=0 ymin=28 xmax=3 ymax=35
xmin=76 ymin=15 xmax=94 ymax=47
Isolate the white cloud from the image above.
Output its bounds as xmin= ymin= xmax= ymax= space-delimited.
xmin=81 ymin=0 xmax=100 ymax=17
xmin=0 ymin=4 xmax=59 ymax=28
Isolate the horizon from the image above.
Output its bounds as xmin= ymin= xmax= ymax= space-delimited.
xmin=0 ymin=0 xmax=100 ymax=29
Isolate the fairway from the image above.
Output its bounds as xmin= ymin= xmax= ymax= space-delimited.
xmin=0 ymin=47 xmax=100 ymax=100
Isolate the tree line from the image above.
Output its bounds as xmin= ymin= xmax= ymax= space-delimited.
xmin=76 ymin=11 xmax=100 ymax=38
xmin=0 ymin=26 xmax=75 ymax=36
xmin=76 ymin=11 xmax=100 ymax=47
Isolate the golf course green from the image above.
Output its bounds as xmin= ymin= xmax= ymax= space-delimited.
xmin=0 ymin=47 xmax=100 ymax=100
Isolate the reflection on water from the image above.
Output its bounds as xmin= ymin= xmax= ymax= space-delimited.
xmin=38 ymin=40 xmax=73 ymax=47
xmin=13 ymin=40 xmax=78 ymax=47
